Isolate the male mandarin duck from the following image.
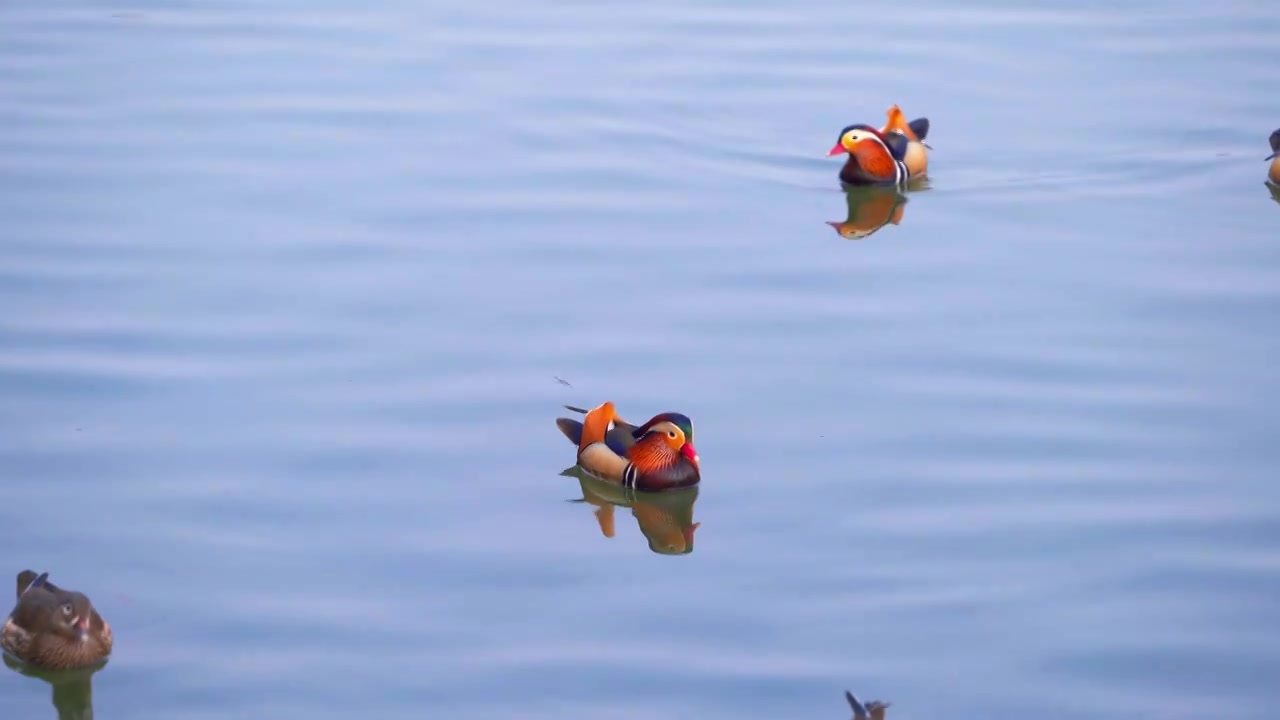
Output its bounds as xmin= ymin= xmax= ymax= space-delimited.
xmin=829 ymin=104 xmax=930 ymax=187
xmin=555 ymin=402 xmax=700 ymax=491
xmin=1267 ymin=128 xmax=1280 ymax=185
xmin=562 ymin=465 xmax=701 ymax=554
xmin=2 ymin=571 xmax=113 ymax=671
xmin=846 ymin=690 xmax=892 ymax=720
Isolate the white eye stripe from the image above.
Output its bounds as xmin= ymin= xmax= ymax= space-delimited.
xmin=846 ymin=131 xmax=890 ymax=153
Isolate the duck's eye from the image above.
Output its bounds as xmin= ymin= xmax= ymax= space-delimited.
xmin=60 ymin=603 xmax=73 ymax=616
xmin=667 ymin=430 xmax=677 ymax=439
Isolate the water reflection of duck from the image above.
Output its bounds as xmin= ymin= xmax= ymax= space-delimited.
xmin=561 ymin=465 xmax=701 ymax=555
xmin=3 ymin=653 xmax=104 ymax=720
xmin=554 ymin=402 xmax=700 ymax=491
xmin=828 ymin=104 xmax=930 ymax=188
xmin=3 ymin=571 xmax=113 ymax=671
xmin=846 ymin=689 xmax=891 ymax=720
xmin=827 ymin=186 xmax=910 ymax=240
xmin=1265 ymin=128 xmax=1280 ymax=185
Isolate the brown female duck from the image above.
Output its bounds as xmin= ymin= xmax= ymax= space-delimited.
xmin=2 ymin=571 xmax=113 ymax=670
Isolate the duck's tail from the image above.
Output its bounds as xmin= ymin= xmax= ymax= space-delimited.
xmin=846 ymin=691 xmax=869 ymax=719
xmin=555 ymin=418 xmax=585 ymax=446
xmin=908 ymin=117 xmax=929 ymax=142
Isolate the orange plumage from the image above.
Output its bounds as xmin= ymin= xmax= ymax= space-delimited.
xmin=881 ymin=104 xmax=919 ymax=142
xmin=577 ymin=401 xmax=616 ymax=453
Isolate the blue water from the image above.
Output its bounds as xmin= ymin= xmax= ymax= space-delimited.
xmin=2 ymin=1 xmax=1279 ymax=718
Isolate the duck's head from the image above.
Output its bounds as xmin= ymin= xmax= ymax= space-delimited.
xmin=829 ymin=124 xmax=892 ymax=157
xmin=1267 ymin=128 xmax=1280 ymax=161
xmin=634 ymin=413 xmax=698 ymax=467
xmin=49 ymin=591 xmax=97 ymax=643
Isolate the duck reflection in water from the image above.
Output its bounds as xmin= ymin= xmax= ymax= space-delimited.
xmin=827 ymin=185 xmax=914 ymax=241
xmin=845 ymin=689 xmax=891 ymax=720
xmin=3 ymin=654 xmax=104 ymax=720
xmin=560 ymin=465 xmax=700 ymax=554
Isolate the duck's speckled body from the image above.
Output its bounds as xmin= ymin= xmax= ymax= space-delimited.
xmin=829 ymin=104 xmax=930 ymax=187
xmin=2 ymin=571 xmax=113 ymax=671
xmin=556 ymin=402 xmax=700 ymax=491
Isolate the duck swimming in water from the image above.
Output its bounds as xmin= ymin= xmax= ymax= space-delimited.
xmin=829 ymin=104 xmax=930 ymax=187
xmin=555 ymin=402 xmax=700 ymax=491
xmin=1266 ymin=128 xmax=1280 ymax=185
xmin=2 ymin=571 xmax=113 ymax=671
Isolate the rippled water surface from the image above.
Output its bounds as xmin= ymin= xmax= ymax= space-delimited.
xmin=3 ymin=1 xmax=1279 ymax=718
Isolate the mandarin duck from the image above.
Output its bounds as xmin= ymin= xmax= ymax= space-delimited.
xmin=555 ymin=402 xmax=700 ymax=491
xmin=2 ymin=571 xmax=113 ymax=671
xmin=827 ymin=186 xmax=910 ymax=240
xmin=846 ymin=690 xmax=892 ymax=720
xmin=562 ymin=465 xmax=701 ymax=554
xmin=829 ymin=104 xmax=930 ymax=187
xmin=1267 ymin=128 xmax=1280 ymax=185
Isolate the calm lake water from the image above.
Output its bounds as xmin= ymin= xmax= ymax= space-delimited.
xmin=2 ymin=1 xmax=1279 ymax=718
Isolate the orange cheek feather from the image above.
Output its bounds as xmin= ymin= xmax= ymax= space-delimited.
xmin=852 ymin=142 xmax=897 ymax=181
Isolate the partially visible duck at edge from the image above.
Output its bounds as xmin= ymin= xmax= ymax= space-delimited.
xmin=846 ymin=689 xmax=892 ymax=720
xmin=556 ymin=401 xmax=700 ymax=491
xmin=2 ymin=571 xmax=113 ymax=671
xmin=1266 ymin=128 xmax=1280 ymax=185
xmin=829 ymin=104 xmax=930 ymax=188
